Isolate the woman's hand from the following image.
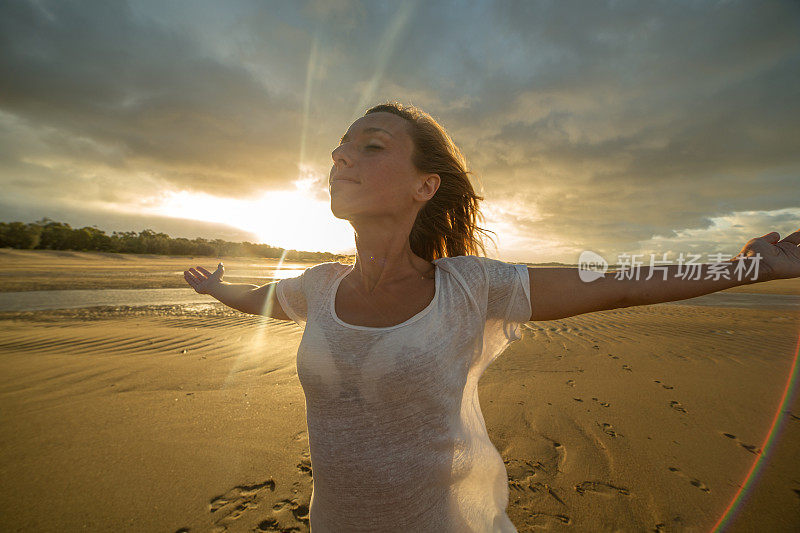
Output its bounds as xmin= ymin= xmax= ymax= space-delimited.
xmin=184 ymin=262 xmax=224 ymax=295
xmin=732 ymin=230 xmax=800 ymax=282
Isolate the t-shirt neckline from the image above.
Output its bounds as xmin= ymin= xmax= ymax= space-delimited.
xmin=330 ymin=259 xmax=442 ymax=331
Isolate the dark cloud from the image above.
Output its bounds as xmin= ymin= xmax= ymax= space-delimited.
xmin=0 ymin=0 xmax=797 ymax=260
xmin=0 ymin=0 xmax=306 ymax=198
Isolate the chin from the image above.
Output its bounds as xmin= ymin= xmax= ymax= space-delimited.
xmin=329 ymin=201 xmax=353 ymax=221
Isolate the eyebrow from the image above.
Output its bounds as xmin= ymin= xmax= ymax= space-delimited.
xmin=339 ymin=127 xmax=393 ymax=144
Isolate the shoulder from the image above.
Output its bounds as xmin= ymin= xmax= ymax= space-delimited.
xmin=435 ymin=255 xmax=476 ymax=272
xmin=436 ymin=255 xmax=518 ymax=276
xmin=300 ymin=261 xmax=348 ymax=282
xmin=279 ymin=261 xmax=346 ymax=289
xmin=442 ymin=256 xmax=529 ymax=291
xmin=435 ymin=254 xmax=484 ymax=269
xmin=304 ymin=260 xmax=348 ymax=273
xmin=435 ymin=255 xmax=487 ymax=289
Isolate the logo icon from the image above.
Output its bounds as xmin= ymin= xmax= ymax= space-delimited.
xmin=578 ymin=250 xmax=608 ymax=282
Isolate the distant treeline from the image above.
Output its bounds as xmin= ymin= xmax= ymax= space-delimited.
xmin=0 ymin=218 xmax=351 ymax=262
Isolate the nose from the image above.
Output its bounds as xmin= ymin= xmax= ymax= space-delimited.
xmin=331 ymin=144 xmax=351 ymax=169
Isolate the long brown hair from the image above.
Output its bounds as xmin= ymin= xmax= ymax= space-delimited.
xmin=365 ymin=101 xmax=497 ymax=261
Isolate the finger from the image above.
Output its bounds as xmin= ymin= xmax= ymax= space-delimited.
xmin=759 ymin=231 xmax=780 ymax=243
xmin=778 ymin=229 xmax=800 ymax=246
xmin=184 ymin=271 xmax=200 ymax=286
xmin=197 ymin=266 xmax=213 ymax=276
xmin=188 ymin=267 xmax=205 ymax=280
xmin=185 ymin=269 xmax=202 ymax=283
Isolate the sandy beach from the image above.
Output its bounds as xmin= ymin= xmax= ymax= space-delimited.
xmin=0 ymin=248 xmax=322 ymax=292
xmin=1 ymin=250 xmax=798 ymax=532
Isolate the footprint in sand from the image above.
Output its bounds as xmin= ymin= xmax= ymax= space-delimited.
xmin=591 ymin=397 xmax=611 ymax=407
xmin=505 ymin=458 xmax=565 ymax=505
xmin=738 ymin=443 xmax=762 ymax=454
xmin=504 ymin=439 xmax=566 ymax=507
xmin=566 ymin=379 xmax=575 ymax=387
xmin=607 ymin=353 xmax=620 ymax=360
xmin=291 ymin=430 xmax=308 ymax=442
xmin=667 ymin=466 xmax=710 ymax=493
xmin=269 ymin=498 xmax=310 ymax=528
xmin=722 ymin=433 xmax=761 ymax=455
xmin=550 ymin=441 xmax=566 ymax=471
xmin=505 ymin=458 xmax=551 ymax=480
xmin=597 ymin=422 xmax=621 ymax=438
xmin=209 ymin=483 xmax=310 ymax=532
xmin=198 ymin=449 xmax=314 ymax=532
xmin=530 ymin=482 xmax=567 ymax=505
xmin=721 ymin=432 xmax=762 ymax=454
xmin=653 ymin=515 xmax=687 ymax=532
xmin=669 ymin=400 xmax=687 ymax=413
xmin=653 ymin=379 xmax=674 ymax=389
xmin=208 ymin=479 xmax=276 ymax=531
xmin=297 ymin=451 xmax=313 ymax=477
xmin=253 ymin=516 xmax=299 ymax=532
xmin=506 ymin=458 xmax=539 ymax=491
xmin=574 ymin=480 xmax=630 ymax=496
xmin=520 ymin=512 xmax=571 ymax=527
xmin=622 ymin=364 xmax=632 ymax=372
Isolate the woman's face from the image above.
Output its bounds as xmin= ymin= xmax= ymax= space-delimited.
xmin=329 ymin=112 xmax=437 ymax=222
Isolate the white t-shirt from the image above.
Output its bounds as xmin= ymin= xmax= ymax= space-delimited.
xmin=276 ymin=255 xmax=532 ymax=532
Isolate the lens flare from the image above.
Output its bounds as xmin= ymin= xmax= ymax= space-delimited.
xmin=711 ymin=326 xmax=800 ymax=532
xmin=222 ymin=248 xmax=290 ymax=390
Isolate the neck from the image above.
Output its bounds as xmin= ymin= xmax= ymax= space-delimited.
xmin=348 ymin=215 xmax=433 ymax=294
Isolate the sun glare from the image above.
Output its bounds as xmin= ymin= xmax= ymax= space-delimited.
xmin=142 ymin=180 xmax=355 ymax=254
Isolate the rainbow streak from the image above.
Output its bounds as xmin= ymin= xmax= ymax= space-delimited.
xmin=711 ymin=326 xmax=800 ymax=532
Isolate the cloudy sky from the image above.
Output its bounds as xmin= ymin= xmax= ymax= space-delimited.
xmin=1 ymin=0 xmax=798 ymax=264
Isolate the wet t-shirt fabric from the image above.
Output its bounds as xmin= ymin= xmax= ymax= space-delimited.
xmin=276 ymin=255 xmax=532 ymax=532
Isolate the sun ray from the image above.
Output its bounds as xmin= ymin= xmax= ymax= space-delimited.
xmin=221 ymin=248 xmax=292 ymax=390
xmin=352 ymin=0 xmax=420 ymax=119
xmin=299 ymin=34 xmax=320 ymax=169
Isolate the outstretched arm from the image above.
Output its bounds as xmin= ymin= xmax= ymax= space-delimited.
xmin=184 ymin=263 xmax=291 ymax=319
xmin=528 ymin=230 xmax=800 ymax=321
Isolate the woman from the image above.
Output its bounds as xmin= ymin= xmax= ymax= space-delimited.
xmin=184 ymin=101 xmax=800 ymax=532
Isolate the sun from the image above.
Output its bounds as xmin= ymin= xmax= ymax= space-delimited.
xmin=140 ymin=176 xmax=355 ymax=254
xmin=251 ymin=188 xmax=354 ymax=253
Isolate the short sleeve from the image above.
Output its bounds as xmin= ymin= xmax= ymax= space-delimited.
xmin=478 ymin=257 xmax=532 ymax=342
xmin=275 ymin=269 xmax=309 ymax=327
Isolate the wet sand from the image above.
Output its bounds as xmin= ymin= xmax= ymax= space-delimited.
xmin=0 ymin=248 xmax=321 ymax=292
xmin=0 ymin=250 xmax=798 ymax=531
xmin=1 ymin=304 xmax=798 ymax=532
